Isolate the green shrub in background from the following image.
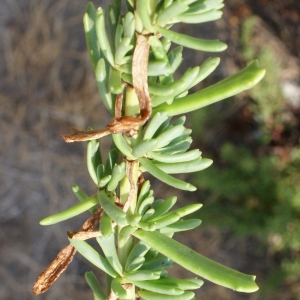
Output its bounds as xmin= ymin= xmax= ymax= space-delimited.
xmin=32 ymin=1 xmax=265 ymax=299
xmin=192 ymin=14 xmax=300 ymax=299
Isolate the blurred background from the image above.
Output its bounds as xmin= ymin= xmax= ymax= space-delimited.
xmin=0 ymin=0 xmax=299 ymax=299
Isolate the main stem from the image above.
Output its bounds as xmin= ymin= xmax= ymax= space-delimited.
xmin=116 ymin=33 xmax=151 ymax=299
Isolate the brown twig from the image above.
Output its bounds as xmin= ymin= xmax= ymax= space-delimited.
xmin=60 ymin=33 xmax=152 ymax=143
xmin=123 ymin=159 xmax=139 ymax=212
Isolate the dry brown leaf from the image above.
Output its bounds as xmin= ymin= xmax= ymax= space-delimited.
xmin=60 ymin=33 xmax=152 ymax=143
xmin=67 ymin=230 xmax=101 ymax=240
xmin=33 ymin=244 xmax=76 ymax=295
xmin=33 ymin=208 xmax=102 ymax=295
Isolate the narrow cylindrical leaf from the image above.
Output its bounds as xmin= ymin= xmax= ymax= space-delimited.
xmin=114 ymin=24 xmax=123 ymax=52
xmin=125 ymin=241 xmax=151 ymax=271
xmin=153 ymin=157 xmax=213 ymax=174
xmin=127 ymin=213 xmax=142 ymax=226
xmin=40 ymin=195 xmax=98 ymax=225
xmin=154 ymin=26 xmax=227 ymax=52
xmin=155 ymin=125 xmax=185 ymax=149
xmin=69 ymin=239 xmax=117 ymax=278
xmin=148 ymin=82 xmax=174 ymax=96
xmin=143 ymin=112 xmax=169 ymax=140
xmin=176 ymin=66 xmax=200 ymax=94
xmin=140 ymin=256 xmax=173 ymax=271
xmin=148 ymin=36 xmax=168 ymax=62
xmin=72 ymin=183 xmax=89 ymax=202
xmin=99 ymin=175 xmax=112 ymax=188
xmin=136 ymin=0 xmax=154 ymax=32
xmin=107 ymin=162 xmax=126 ymax=191
xmin=138 ymin=290 xmax=194 ymax=300
xmin=109 ymin=68 xmax=124 ymax=94
xmin=156 ymin=2 xmax=189 ymax=26
xmin=97 ymin=235 xmax=123 ymax=276
xmin=148 ymin=60 xmax=173 ymax=76
xmin=142 ymin=209 xmax=155 ymax=221
xmin=95 ymin=8 xmax=114 ymax=66
xmin=137 ymin=180 xmax=151 ymax=206
xmin=159 ymin=141 xmax=191 ymax=155
xmin=95 ymin=58 xmax=113 ymax=114
xmin=138 ymin=157 xmax=196 ymax=192
xmin=105 ymin=148 xmax=119 ymax=176
xmin=83 ymin=3 xmax=100 ymax=70
xmin=125 ymin=256 xmax=145 ymax=272
xmin=137 ymin=196 xmax=154 ymax=215
xmin=133 ymin=230 xmax=259 ymax=292
xmin=148 ymin=276 xmax=203 ymax=290
xmin=138 ymin=221 xmax=156 ymax=231
xmin=153 ymin=60 xmax=266 ymax=116
xmin=186 ymin=0 xmax=224 ymax=14
xmin=112 ymin=134 xmax=135 ymax=160
xmin=147 ymin=213 xmax=181 ymax=229
xmin=73 ymin=184 xmax=98 ymax=214
xmin=87 ymin=139 xmax=101 ymax=186
xmin=124 ymin=270 xmax=160 ymax=281
xmin=176 ymin=9 xmax=223 ymax=24
xmin=107 ymin=4 xmax=119 ymax=53
xmin=161 ymin=219 xmax=202 ymax=233
xmin=85 ymin=271 xmax=106 ymax=300
xmin=115 ymin=37 xmax=133 ymax=66
xmin=165 ymin=203 xmax=203 ymax=218
xmin=132 ymin=139 xmax=158 ymax=158
xmin=97 ymin=190 xmax=127 ymax=226
xmin=168 ymin=46 xmax=183 ymax=72
xmin=119 ymin=225 xmax=137 ymax=246
xmin=150 ymin=81 xmax=182 ymax=107
xmin=193 ymin=57 xmax=220 ymax=86
xmin=146 ymin=196 xmax=177 ymax=221
xmin=100 ymin=212 xmax=112 ymax=237
xmin=123 ymin=11 xmax=135 ymax=39
xmin=185 ymin=277 xmax=204 ymax=287
xmin=131 ymin=279 xmax=184 ymax=295
xmin=148 ymin=149 xmax=201 ymax=163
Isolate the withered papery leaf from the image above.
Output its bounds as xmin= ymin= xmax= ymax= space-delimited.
xmin=33 ymin=244 xmax=76 ymax=295
xmin=67 ymin=230 xmax=101 ymax=240
xmin=60 ymin=33 xmax=151 ymax=143
xmin=60 ymin=127 xmax=110 ymax=143
xmin=132 ymin=33 xmax=152 ymax=120
xmin=33 ymin=208 xmax=102 ymax=295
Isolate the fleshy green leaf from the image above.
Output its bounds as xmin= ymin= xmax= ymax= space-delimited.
xmin=83 ymin=3 xmax=100 ymax=70
xmin=154 ymin=26 xmax=227 ymax=52
xmin=153 ymin=157 xmax=213 ymax=174
xmin=153 ymin=60 xmax=266 ymax=116
xmin=69 ymin=239 xmax=118 ymax=278
xmin=138 ymin=157 xmax=196 ymax=191
xmin=85 ymin=271 xmax=106 ymax=300
xmin=97 ymin=190 xmax=127 ymax=226
xmin=133 ymin=230 xmax=259 ymax=292
xmin=40 ymin=195 xmax=98 ymax=225
xmin=97 ymin=234 xmax=123 ymax=276
xmin=138 ymin=290 xmax=195 ymax=300
xmin=95 ymin=8 xmax=114 ymax=66
xmin=87 ymin=139 xmax=102 ymax=186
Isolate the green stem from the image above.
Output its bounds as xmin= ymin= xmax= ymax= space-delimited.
xmin=117 ymin=85 xmax=141 ymax=299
